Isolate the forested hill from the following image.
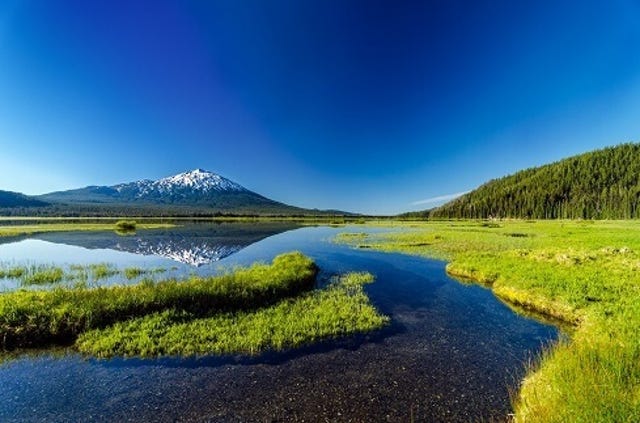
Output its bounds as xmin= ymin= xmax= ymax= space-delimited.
xmin=430 ymin=143 xmax=640 ymax=219
xmin=0 ymin=190 xmax=49 ymax=208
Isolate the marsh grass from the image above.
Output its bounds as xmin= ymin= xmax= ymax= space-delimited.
xmin=21 ymin=266 xmax=65 ymax=285
xmin=336 ymin=220 xmax=640 ymax=422
xmin=0 ymin=264 xmax=66 ymax=286
xmin=76 ymin=272 xmax=389 ymax=358
xmin=0 ymin=252 xmax=317 ymax=349
xmin=123 ymin=267 xmax=144 ymax=280
xmin=0 ymin=266 xmax=26 ymax=279
xmin=89 ymin=263 xmax=119 ymax=280
xmin=0 ymin=262 xmax=167 ymax=287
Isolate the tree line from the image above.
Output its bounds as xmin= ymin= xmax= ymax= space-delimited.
xmin=429 ymin=143 xmax=640 ymax=219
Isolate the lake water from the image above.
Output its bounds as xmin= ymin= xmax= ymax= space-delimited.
xmin=0 ymin=223 xmax=558 ymax=422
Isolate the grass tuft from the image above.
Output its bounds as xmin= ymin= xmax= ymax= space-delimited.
xmin=21 ymin=266 xmax=65 ymax=285
xmin=123 ymin=267 xmax=144 ymax=280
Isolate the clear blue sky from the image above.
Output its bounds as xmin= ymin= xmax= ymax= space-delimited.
xmin=1 ymin=0 xmax=639 ymax=215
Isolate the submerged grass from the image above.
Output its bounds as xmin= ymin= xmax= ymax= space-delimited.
xmin=0 ymin=262 xmax=166 ymax=287
xmin=21 ymin=266 xmax=65 ymax=286
xmin=88 ymin=263 xmax=119 ymax=280
xmin=0 ymin=266 xmax=26 ymax=279
xmin=0 ymin=264 xmax=67 ymax=286
xmin=77 ymin=272 xmax=388 ymax=358
xmin=336 ymin=220 xmax=640 ymax=422
xmin=0 ymin=252 xmax=317 ymax=349
xmin=123 ymin=267 xmax=144 ymax=280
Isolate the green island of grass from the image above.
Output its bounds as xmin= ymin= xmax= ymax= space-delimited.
xmin=336 ymin=220 xmax=640 ymax=422
xmin=0 ymin=252 xmax=388 ymax=358
xmin=77 ymin=272 xmax=388 ymax=357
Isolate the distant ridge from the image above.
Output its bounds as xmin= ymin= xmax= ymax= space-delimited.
xmin=34 ymin=169 xmax=309 ymax=215
xmin=427 ymin=143 xmax=640 ymax=219
xmin=0 ymin=169 xmax=350 ymax=217
xmin=0 ymin=190 xmax=49 ymax=208
xmin=40 ymin=169 xmax=255 ymax=205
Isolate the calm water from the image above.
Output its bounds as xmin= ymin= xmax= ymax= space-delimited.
xmin=0 ymin=223 xmax=558 ymax=422
xmin=0 ymin=222 xmax=302 ymax=289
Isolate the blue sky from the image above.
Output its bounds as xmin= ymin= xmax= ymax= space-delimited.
xmin=1 ymin=0 xmax=639 ymax=215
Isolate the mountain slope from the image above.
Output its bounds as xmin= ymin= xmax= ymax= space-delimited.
xmin=37 ymin=169 xmax=307 ymax=214
xmin=430 ymin=143 xmax=640 ymax=219
xmin=0 ymin=190 xmax=49 ymax=208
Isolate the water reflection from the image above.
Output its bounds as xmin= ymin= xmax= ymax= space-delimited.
xmin=0 ymin=222 xmax=300 ymax=267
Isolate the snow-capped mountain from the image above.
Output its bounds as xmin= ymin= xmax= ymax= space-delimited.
xmin=37 ymin=169 xmax=303 ymax=213
xmin=112 ymin=169 xmax=248 ymax=198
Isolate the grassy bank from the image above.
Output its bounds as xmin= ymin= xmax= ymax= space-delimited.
xmin=336 ymin=220 xmax=640 ymax=422
xmin=0 ymin=252 xmax=388 ymax=358
xmin=77 ymin=272 xmax=388 ymax=357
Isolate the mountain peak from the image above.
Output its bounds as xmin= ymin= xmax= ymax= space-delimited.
xmin=35 ymin=167 xmax=314 ymax=215
xmin=179 ymin=168 xmax=210 ymax=176
xmin=157 ymin=169 xmax=246 ymax=192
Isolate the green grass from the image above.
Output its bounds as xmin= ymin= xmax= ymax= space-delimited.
xmin=21 ymin=266 xmax=65 ymax=286
xmin=0 ymin=262 xmax=165 ymax=287
xmin=0 ymin=266 xmax=26 ymax=279
xmin=123 ymin=267 xmax=145 ymax=280
xmin=77 ymin=272 xmax=389 ymax=358
xmin=88 ymin=263 xmax=119 ymax=280
xmin=336 ymin=220 xmax=640 ymax=422
xmin=68 ymin=263 xmax=120 ymax=282
xmin=0 ymin=252 xmax=387 ymax=359
xmin=0 ymin=264 xmax=67 ymax=286
xmin=0 ymin=252 xmax=318 ymax=349
xmin=0 ymin=221 xmax=175 ymax=237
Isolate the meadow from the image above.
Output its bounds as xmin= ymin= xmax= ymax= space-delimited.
xmin=337 ymin=220 xmax=640 ymax=422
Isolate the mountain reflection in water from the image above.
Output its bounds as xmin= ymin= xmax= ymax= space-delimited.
xmin=30 ymin=222 xmax=300 ymax=266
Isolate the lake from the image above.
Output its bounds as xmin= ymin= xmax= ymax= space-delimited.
xmin=0 ymin=223 xmax=558 ymax=422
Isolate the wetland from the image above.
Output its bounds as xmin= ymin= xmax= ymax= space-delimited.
xmin=0 ymin=221 xmax=558 ymax=421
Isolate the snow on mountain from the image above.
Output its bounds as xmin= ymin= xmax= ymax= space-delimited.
xmin=36 ymin=168 xmax=310 ymax=214
xmin=114 ymin=169 xmax=247 ymax=198
xmin=160 ymin=169 xmax=244 ymax=191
